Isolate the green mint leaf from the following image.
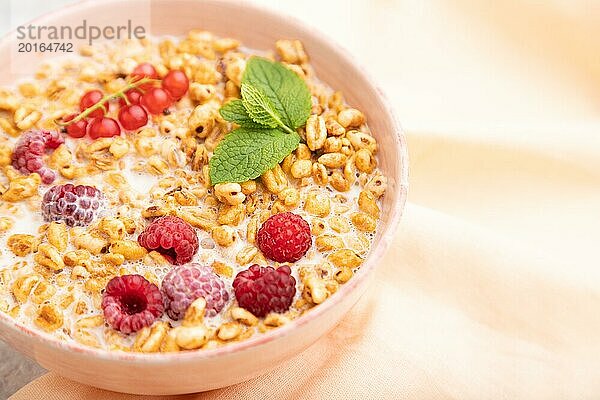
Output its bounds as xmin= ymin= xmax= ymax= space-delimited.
xmin=219 ymin=99 xmax=264 ymax=128
xmin=209 ymin=127 xmax=301 ymax=184
xmin=242 ymin=57 xmax=312 ymax=130
xmin=210 ymin=57 xmax=311 ymax=184
xmin=240 ymin=83 xmax=285 ymax=129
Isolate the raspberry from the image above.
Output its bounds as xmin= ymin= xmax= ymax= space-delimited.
xmin=137 ymin=216 xmax=198 ymax=265
xmin=101 ymin=274 xmax=164 ymax=334
xmin=256 ymin=212 xmax=311 ymax=263
xmin=41 ymin=184 xmax=105 ymax=227
xmin=161 ymin=264 xmax=229 ymax=319
xmin=233 ymin=265 xmax=296 ymax=317
xmin=11 ymin=130 xmax=64 ymax=184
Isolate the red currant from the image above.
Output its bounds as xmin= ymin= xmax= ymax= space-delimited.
xmin=64 ymin=114 xmax=88 ymax=138
xmin=131 ymin=63 xmax=159 ymax=89
xmin=118 ymin=105 xmax=148 ymax=131
xmin=88 ymin=117 xmax=121 ymax=139
xmin=140 ymin=88 xmax=173 ymax=115
xmin=118 ymin=90 xmax=142 ymax=108
xmin=132 ymin=63 xmax=159 ymax=79
xmin=80 ymin=90 xmax=105 ymax=118
xmin=162 ymin=70 xmax=189 ymax=100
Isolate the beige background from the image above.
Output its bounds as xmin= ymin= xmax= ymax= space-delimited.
xmin=2 ymin=0 xmax=600 ymax=398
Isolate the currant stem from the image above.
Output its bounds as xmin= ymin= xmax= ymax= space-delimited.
xmin=118 ymin=93 xmax=130 ymax=106
xmin=57 ymin=77 xmax=159 ymax=126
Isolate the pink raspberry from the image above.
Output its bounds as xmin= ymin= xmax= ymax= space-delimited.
xmin=233 ymin=265 xmax=296 ymax=317
xmin=11 ymin=130 xmax=64 ymax=184
xmin=137 ymin=216 xmax=199 ymax=265
xmin=101 ymin=274 xmax=164 ymax=334
xmin=41 ymin=184 xmax=105 ymax=227
xmin=161 ymin=264 xmax=229 ymax=319
xmin=256 ymin=212 xmax=311 ymax=263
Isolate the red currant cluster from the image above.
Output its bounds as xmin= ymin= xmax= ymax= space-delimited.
xmin=62 ymin=63 xmax=189 ymax=140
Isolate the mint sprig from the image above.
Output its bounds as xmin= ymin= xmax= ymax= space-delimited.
xmin=210 ymin=57 xmax=312 ymax=185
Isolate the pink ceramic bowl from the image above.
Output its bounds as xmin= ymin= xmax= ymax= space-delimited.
xmin=0 ymin=0 xmax=408 ymax=394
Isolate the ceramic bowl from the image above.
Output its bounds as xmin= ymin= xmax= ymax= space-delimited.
xmin=0 ymin=0 xmax=408 ymax=394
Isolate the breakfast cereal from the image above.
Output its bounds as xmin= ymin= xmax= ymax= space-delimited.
xmin=0 ymin=31 xmax=387 ymax=352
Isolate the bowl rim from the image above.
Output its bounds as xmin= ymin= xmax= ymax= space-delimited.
xmin=0 ymin=0 xmax=409 ymax=363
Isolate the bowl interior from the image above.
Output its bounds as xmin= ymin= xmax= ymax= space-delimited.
xmin=0 ymin=0 xmax=408 ymax=360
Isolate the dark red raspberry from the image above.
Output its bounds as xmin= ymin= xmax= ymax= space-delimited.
xmin=138 ymin=216 xmax=199 ymax=265
xmin=41 ymin=184 xmax=105 ymax=227
xmin=256 ymin=212 xmax=311 ymax=263
xmin=233 ymin=265 xmax=296 ymax=317
xmin=101 ymin=274 xmax=164 ymax=334
xmin=161 ymin=264 xmax=229 ymax=319
xmin=11 ymin=129 xmax=64 ymax=184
